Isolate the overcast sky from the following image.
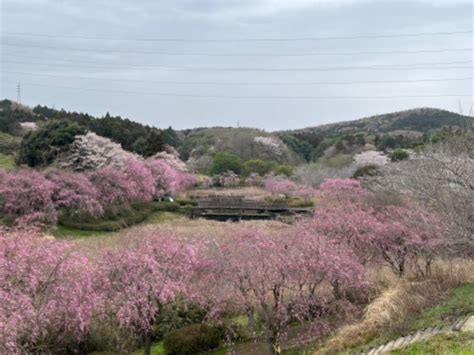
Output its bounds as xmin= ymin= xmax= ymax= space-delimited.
xmin=1 ymin=0 xmax=472 ymax=130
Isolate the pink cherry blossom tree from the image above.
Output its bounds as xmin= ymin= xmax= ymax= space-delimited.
xmin=316 ymin=178 xmax=368 ymax=206
xmin=145 ymin=159 xmax=197 ymax=197
xmin=47 ymin=170 xmax=103 ymax=217
xmin=264 ymin=176 xmax=316 ymax=200
xmin=100 ymin=230 xmax=200 ymax=355
xmin=88 ymin=167 xmax=136 ymax=211
xmin=311 ymin=179 xmax=447 ymax=276
xmin=205 ymin=225 xmax=367 ymax=354
xmin=0 ymin=169 xmax=57 ymax=225
xmin=124 ymin=159 xmax=156 ymax=202
xmin=0 ymin=228 xmax=102 ymax=353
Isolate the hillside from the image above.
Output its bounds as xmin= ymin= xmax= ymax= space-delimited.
xmin=277 ymin=108 xmax=473 ymax=161
xmin=2 ymin=100 xmax=472 ymax=168
xmin=284 ymin=108 xmax=471 ymax=135
xmin=180 ymin=127 xmax=301 ymax=170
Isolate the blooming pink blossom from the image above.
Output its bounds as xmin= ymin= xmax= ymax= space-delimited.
xmin=47 ymin=171 xmax=103 ymax=216
xmin=0 ymin=228 xmax=101 ymax=353
xmin=124 ymin=159 xmax=156 ymax=202
xmin=203 ymin=225 xmax=367 ymax=353
xmin=0 ymin=169 xmax=57 ymax=224
xmin=146 ymin=159 xmax=197 ymax=196
xmin=264 ymin=176 xmax=316 ymax=199
xmin=100 ymin=230 xmax=200 ymax=354
xmin=88 ymin=167 xmax=135 ymax=209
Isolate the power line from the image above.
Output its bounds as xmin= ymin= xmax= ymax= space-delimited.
xmin=2 ymin=42 xmax=473 ymax=57
xmin=3 ymin=70 xmax=473 ymax=87
xmin=3 ymin=79 xmax=471 ymax=99
xmin=2 ymin=29 xmax=472 ymax=42
xmin=2 ymin=56 xmax=473 ymax=72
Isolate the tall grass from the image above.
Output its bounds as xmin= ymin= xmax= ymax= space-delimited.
xmin=316 ymin=259 xmax=474 ymax=354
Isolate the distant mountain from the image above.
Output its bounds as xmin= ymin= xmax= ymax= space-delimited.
xmin=283 ymin=108 xmax=471 ymax=135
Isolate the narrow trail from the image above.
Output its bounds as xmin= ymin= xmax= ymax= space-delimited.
xmin=364 ymin=314 xmax=474 ymax=354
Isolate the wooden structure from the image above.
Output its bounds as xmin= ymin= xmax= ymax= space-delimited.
xmin=190 ymin=196 xmax=312 ymax=221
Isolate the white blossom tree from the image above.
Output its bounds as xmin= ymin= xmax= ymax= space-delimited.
xmin=55 ymin=132 xmax=140 ymax=171
xmin=370 ymin=134 xmax=474 ymax=243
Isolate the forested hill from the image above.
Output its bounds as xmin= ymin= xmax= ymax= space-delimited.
xmin=0 ymin=99 xmax=180 ymax=156
xmin=281 ymin=108 xmax=471 ymax=135
xmin=276 ymin=108 xmax=473 ymax=161
xmin=1 ymin=99 xmax=472 ymax=166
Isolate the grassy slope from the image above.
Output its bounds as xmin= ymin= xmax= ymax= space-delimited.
xmin=389 ymin=332 xmax=474 ymax=354
xmin=346 ymin=282 xmax=474 ymax=354
xmin=0 ymin=153 xmax=15 ymax=169
xmin=410 ymin=282 xmax=474 ymax=330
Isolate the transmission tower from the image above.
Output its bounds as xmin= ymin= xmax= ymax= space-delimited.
xmin=16 ymin=83 xmax=21 ymax=104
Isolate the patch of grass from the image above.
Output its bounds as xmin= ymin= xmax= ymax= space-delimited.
xmin=411 ymin=282 xmax=474 ymax=330
xmin=389 ymin=332 xmax=474 ymax=354
xmin=0 ymin=153 xmax=15 ymax=169
xmin=58 ymin=201 xmax=182 ymax=232
xmin=132 ymin=341 xmax=165 ymax=355
xmin=144 ymin=211 xmax=186 ymax=225
xmin=52 ymin=225 xmax=113 ymax=239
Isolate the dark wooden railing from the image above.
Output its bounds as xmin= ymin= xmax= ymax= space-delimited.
xmin=190 ymin=196 xmax=312 ymax=221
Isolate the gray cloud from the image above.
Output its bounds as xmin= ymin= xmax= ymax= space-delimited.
xmin=1 ymin=0 xmax=472 ymax=130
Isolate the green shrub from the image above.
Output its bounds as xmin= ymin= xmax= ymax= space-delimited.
xmin=241 ymin=159 xmax=275 ymax=177
xmin=153 ymin=302 xmax=207 ymax=340
xmin=390 ymin=148 xmax=409 ymax=161
xmin=154 ymin=201 xmax=180 ymax=211
xmin=211 ymin=153 xmax=241 ymax=175
xmin=272 ymin=164 xmax=294 ymax=176
xmin=58 ymin=201 xmax=180 ymax=231
xmin=175 ymin=198 xmax=198 ymax=206
xmin=163 ymin=324 xmax=223 ymax=355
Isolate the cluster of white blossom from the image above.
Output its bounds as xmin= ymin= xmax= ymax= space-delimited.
xmin=353 ymin=150 xmax=389 ymax=168
xmin=19 ymin=122 xmax=38 ymax=131
xmin=253 ymin=136 xmax=287 ymax=161
xmin=55 ymin=132 xmax=140 ymax=171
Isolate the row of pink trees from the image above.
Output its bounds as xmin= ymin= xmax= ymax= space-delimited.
xmin=0 ymin=159 xmax=198 ymax=225
xmin=203 ymin=225 xmax=368 ymax=353
xmin=0 ymin=225 xmax=368 ymax=355
xmin=0 ymin=179 xmax=448 ymax=354
xmin=311 ymin=179 xmax=446 ymax=276
xmin=264 ymin=176 xmax=316 ymax=200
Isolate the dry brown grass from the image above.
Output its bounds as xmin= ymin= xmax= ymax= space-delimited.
xmin=184 ymin=186 xmax=270 ymax=201
xmin=315 ymin=259 xmax=474 ymax=354
xmin=74 ymin=218 xmax=289 ymax=253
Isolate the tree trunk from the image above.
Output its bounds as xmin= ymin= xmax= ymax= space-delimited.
xmin=143 ymin=332 xmax=152 ymax=355
xmin=247 ymin=307 xmax=256 ymax=337
xmin=270 ymin=329 xmax=281 ymax=355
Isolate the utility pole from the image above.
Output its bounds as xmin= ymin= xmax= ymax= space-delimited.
xmin=16 ymin=83 xmax=21 ymax=104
